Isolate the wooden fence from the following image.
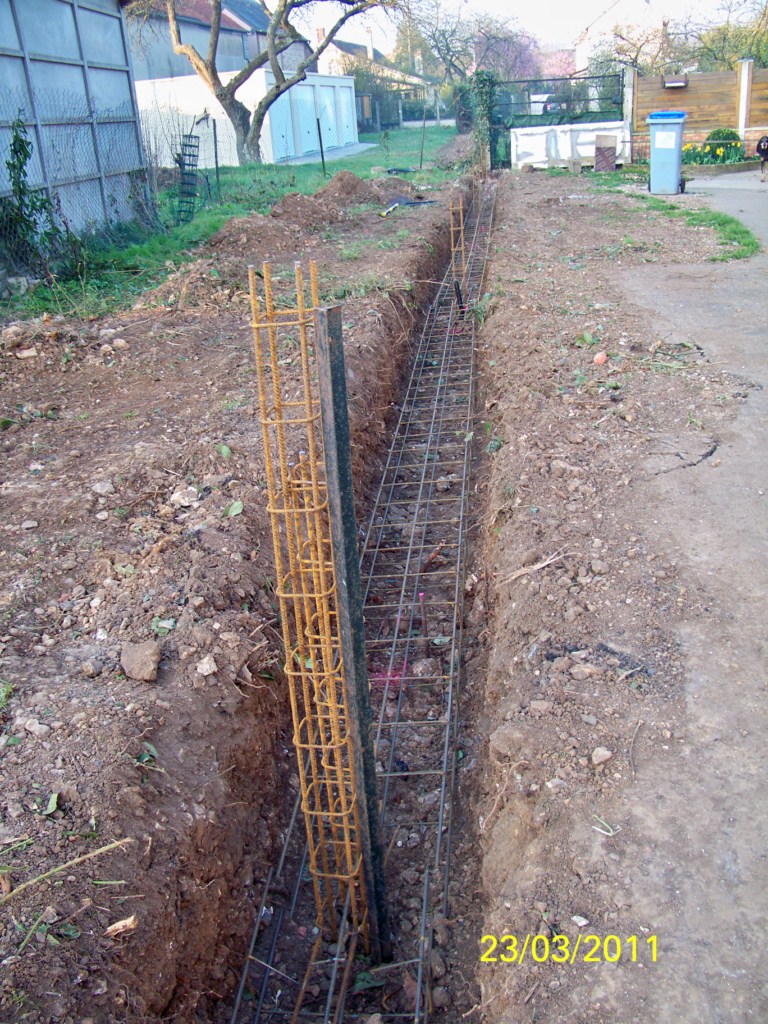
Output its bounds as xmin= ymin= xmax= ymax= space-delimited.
xmin=630 ymin=61 xmax=768 ymax=155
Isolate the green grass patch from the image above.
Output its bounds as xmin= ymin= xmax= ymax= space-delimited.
xmin=638 ymin=196 xmax=760 ymax=260
xmin=0 ymin=677 xmax=13 ymax=712
xmin=3 ymin=126 xmax=458 ymax=320
xmin=588 ymin=168 xmax=649 ymax=189
xmin=582 ymin=167 xmax=759 ymax=261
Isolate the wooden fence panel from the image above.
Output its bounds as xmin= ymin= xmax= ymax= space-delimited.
xmin=633 ymin=72 xmax=737 ymax=134
xmin=749 ymin=69 xmax=768 ymax=129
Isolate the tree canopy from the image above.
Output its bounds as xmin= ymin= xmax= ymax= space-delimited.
xmin=587 ymin=0 xmax=768 ymax=75
xmin=391 ymin=0 xmax=541 ymax=83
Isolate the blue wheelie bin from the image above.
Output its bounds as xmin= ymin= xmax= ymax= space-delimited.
xmin=647 ymin=111 xmax=687 ymax=195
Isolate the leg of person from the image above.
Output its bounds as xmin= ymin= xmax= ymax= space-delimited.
xmin=762 ymin=157 xmax=767 ymax=182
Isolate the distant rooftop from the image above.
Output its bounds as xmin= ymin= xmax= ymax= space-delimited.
xmin=223 ymin=0 xmax=270 ymax=33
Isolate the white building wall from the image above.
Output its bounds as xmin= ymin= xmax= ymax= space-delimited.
xmin=135 ymin=69 xmax=358 ymax=167
xmin=510 ymin=121 xmax=630 ymax=169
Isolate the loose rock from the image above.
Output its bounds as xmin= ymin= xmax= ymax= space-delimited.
xmin=196 ymin=654 xmax=218 ymax=677
xmin=121 ymin=641 xmax=162 ymax=682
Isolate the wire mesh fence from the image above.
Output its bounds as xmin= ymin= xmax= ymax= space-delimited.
xmin=0 ymin=99 xmax=153 ymax=294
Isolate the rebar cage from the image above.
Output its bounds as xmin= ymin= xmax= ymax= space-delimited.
xmin=249 ymin=262 xmax=369 ymax=949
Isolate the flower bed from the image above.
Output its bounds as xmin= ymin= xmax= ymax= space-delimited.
xmin=681 ymin=140 xmax=745 ymax=165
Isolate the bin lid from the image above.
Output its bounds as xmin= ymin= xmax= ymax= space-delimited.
xmin=647 ymin=111 xmax=687 ymax=120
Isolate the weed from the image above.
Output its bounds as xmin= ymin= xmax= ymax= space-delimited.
xmin=687 ymin=410 xmax=703 ymax=429
xmin=326 ymin=274 xmax=388 ymax=300
xmin=340 ymin=241 xmax=367 ymax=260
xmin=151 ymin=615 xmax=176 ymax=637
xmin=0 ymin=677 xmax=12 ymax=712
xmin=222 ymin=394 xmax=248 ymax=411
xmin=574 ymin=330 xmax=599 ymax=348
xmin=470 ymin=292 xmax=496 ymax=325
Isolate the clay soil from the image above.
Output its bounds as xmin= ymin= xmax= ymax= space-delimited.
xmin=1 ymin=162 xmax=764 ymax=1024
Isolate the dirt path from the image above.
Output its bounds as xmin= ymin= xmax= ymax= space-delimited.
xmin=470 ymin=170 xmax=767 ymax=1024
xmin=613 ymin=172 xmax=768 ymax=1022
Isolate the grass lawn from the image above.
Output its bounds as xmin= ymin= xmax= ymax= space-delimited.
xmin=3 ymin=126 xmax=459 ymax=320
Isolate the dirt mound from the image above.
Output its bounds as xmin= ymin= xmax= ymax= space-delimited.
xmin=318 ymin=169 xmax=383 ymax=203
xmin=269 ymin=190 xmax=344 ymax=229
xmin=207 ymin=209 xmax=304 ymax=256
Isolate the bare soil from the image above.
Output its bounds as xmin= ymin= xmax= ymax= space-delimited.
xmin=1 ymin=163 xmax=764 ymax=1024
xmin=0 ymin=171 xmax=452 ymax=1023
xmin=464 ymin=172 xmax=767 ymax=1024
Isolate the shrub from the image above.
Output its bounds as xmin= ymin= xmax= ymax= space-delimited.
xmin=706 ymin=127 xmax=741 ymax=142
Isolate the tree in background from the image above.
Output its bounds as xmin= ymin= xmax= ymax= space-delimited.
xmin=126 ymin=0 xmax=400 ymax=162
xmin=587 ymin=22 xmax=687 ymax=76
xmin=392 ymin=12 xmax=443 ymax=76
xmin=395 ymin=0 xmax=540 ymax=83
xmin=677 ymin=0 xmax=768 ymax=69
xmin=588 ymin=0 xmax=768 ymax=76
xmin=473 ymin=18 xmax=540 ymax=80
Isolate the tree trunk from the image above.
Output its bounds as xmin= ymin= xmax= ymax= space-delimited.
xmin=215 ymin=88 xmax=254 ymax=165
xmin=245 ymin=110 xmax=266 ymax=163
xmin=244 ymin=72 xmax=308 ymax=163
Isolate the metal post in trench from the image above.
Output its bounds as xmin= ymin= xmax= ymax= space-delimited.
xmin=314 ymin=305 xmax=391 ymax=962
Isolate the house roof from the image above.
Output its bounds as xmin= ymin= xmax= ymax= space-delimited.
xmin=176 ymin=0 xmax=243 ymax=31
xmin=223 ymin=0 xmax=270 ymax=33
xmin=332 ymin=38 xmax=390 ymax=66
xmin=120 ymin=1 xmax=245 ymax=33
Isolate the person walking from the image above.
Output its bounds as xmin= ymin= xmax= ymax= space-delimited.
xmin=757 ymin=135 xmax=768 ymax=182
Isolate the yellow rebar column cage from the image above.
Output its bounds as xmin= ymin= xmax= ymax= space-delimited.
xmin=248 ymin=260 xmax=386 ymax=970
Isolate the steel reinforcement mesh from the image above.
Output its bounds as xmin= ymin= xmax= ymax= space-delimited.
xmin=234 ymin=182 xmax=496 ymax=1024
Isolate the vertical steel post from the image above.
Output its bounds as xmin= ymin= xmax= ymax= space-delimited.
xmin=314 ymin=305 xmax=390 ymax=962
xmin=213 ymin=118 xmax=221 ymax=203
xmin=316 ymin=118 xmax=327 ymax=179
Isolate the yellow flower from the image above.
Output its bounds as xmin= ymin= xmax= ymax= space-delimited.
xmin=716 ymin=147 xmax=724 ymax=156
xmin=704 ymin=145 xmax=711 ymax=152
xmin=683 ymin=143 xmax=692 ymax=150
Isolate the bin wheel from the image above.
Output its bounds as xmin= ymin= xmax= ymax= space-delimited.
xmin=680 ymin=178 xmax=686 ymax=194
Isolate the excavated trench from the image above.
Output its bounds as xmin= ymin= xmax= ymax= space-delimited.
xmin=0 ymin=171 xmax=499 ymax=1024
xmin=228 ymin=182 xmax=496 ymax=1024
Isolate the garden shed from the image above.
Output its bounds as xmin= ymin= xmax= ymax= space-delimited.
xmin=0 ymin=0 xmax=148 ymax=234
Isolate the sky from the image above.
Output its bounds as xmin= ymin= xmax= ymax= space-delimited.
xmin=299 ymin=0 xmax=729 ymax=56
